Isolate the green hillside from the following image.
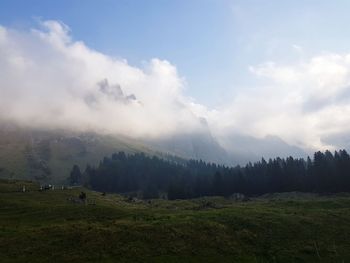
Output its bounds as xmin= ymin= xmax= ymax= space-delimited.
xmin=1 ymin=180 xmax=350 ymax=262
xmin=0 ymin=126 xmax=153 ymax=184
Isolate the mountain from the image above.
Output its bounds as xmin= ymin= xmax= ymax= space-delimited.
xmin=146 ymin=132 xmax=230 ymax=165
xmin=0 ymin=123 xmax=154 ymax=184
xmin=0 ymin=120 xmax=309 ymax=184
xmin=145 ymin=118 xmax=231 ymax=165
xmin=219 ymin=133 xmax=307 ymax=165
xmin=0 ymin=121 xmax=233 ymax=184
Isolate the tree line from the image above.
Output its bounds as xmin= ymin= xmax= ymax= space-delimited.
xmin=69 ymin=150 xmax=350 ymax=199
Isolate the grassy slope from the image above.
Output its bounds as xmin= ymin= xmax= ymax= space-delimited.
xmin=0 ymin=129 xmax=29 ymax=180
xmin=46 ymin=133 xmax=153 ymax=183
xmin=0 ymin=127 xmax=154 ymax=184
xmin=1 ymin=181 xmax=350 ymax=262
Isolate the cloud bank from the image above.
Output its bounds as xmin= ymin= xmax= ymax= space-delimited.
xmin=1 ymin=20 xmax=350 ymax=153
xmin=210 ymin=53 xmax=350 ymax=152
xmin=0 ymin=20 xmax=204 ymax=138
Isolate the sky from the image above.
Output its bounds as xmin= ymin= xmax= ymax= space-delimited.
xmin=3 ymin=0 xmax=350 ymax=106
xmin=2 ymin=0 xmax=350 ymax=153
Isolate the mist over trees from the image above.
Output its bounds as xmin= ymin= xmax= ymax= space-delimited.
xmin=71 ymin=150 xmax=350 ymax=199
xmin=69 ymin=165 xmax=82 ymax=185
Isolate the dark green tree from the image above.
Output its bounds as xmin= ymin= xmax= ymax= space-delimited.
xmin=69 ymin=164 xmax=82 ymax=185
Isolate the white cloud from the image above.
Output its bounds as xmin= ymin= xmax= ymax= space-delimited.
xmin=0 ymin=20 xmax=204 ymax=138
xmin=2 ymin=20 xmax=350 ymax=154
xmin=213 ymin=52 xmax=350 ymax=151
xmin=249 ymin=62 xmax=300 ymax=83
xmin=292 ymin=44 xmax=303 ymax=53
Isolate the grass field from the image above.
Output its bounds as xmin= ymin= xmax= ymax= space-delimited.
xmin=1 ymin=180 xmax=350 ymax=262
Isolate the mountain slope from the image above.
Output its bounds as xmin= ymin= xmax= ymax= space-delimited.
xmin=0 ymin=124 xmax=154 ymax=184
xmin=147 ymin=132 xmax=230 ymax=165
xmin=0 ymin=122 xmax=309 ymax=184
xmin=219 ymin=134 xmax=307 ymax=165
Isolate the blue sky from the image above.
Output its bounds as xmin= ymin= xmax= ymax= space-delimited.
xmin=2 ymin=0 xmax=350 ymax=106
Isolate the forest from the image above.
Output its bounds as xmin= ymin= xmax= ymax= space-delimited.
xmin=70 ymin=150 xmax=350 ymax=199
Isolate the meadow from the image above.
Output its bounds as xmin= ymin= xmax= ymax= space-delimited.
xmin=1 ymin=179 xmax=350 ymax=262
